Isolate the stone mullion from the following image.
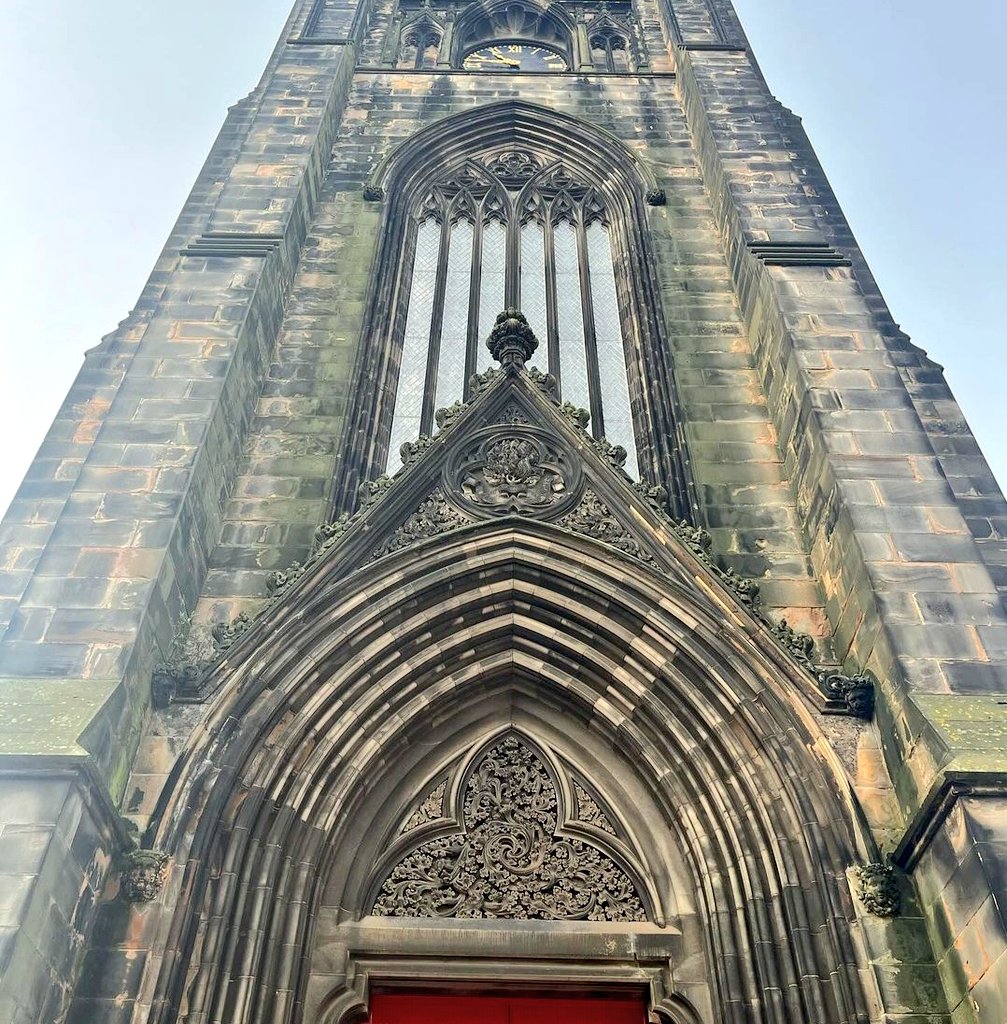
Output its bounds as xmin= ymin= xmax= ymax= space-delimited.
xmin=543 ymin=219 xmax=562 ymax=390
xmin=575 ymin=214 xmax=605 ymax=439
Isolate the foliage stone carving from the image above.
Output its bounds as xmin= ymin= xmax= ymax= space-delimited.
xmin=447 ymin=428 xmax=580 ymax=518
xmin=557 ymin=489 xmax=656 ymax=566
xmin=574 ymin=781 xmax=617 ymax=836
xmin=373 ymin=737 xmax=646 ymax=921
xmin=373 ymin=490 xmax=470 ymax=558
xmin=211 ymin=612 xmax=252 ymax=656
xmin=402 ymin=781 xmax=447 ymax=834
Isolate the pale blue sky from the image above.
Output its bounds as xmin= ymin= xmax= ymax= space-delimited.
xmin=0 ymin=1 xmax=1004 ymax=516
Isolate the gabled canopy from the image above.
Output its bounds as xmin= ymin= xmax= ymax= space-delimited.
xmin=140 ymin=321 xmax=877 ymax=1024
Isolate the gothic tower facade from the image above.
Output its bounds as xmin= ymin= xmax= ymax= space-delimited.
xmin=1 ymin=2 xmax=1006 ymax=1023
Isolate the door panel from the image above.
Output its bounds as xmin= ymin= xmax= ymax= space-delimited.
xmin=370 ymin=991 xmax=647 ymax=1024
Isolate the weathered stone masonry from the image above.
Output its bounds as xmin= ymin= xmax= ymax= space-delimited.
xmin=1 ymin=0 xmax=1006 ymax=1021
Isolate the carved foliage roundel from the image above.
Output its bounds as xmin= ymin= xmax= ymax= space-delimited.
xmin=444 ymin=426 xmax=582 ymax=519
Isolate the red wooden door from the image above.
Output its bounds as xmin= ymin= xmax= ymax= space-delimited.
xmin=371 ymin=991 xmax=647 ymax=1024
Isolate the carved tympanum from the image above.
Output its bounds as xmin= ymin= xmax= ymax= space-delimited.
xmin=373 ymin=736 xmax=646 ymax=921
xmin=446 ymin=427 xmax=581 ymax=519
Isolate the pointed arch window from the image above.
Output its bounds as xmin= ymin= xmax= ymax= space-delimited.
xmin=589 ymin=26 xmax=632 ymax=73
xmin=387 ymin=150 xmax=639 ymax=477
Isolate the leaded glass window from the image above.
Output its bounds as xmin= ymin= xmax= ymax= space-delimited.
xmin=387 ymin=150 xmax=639 ymax=475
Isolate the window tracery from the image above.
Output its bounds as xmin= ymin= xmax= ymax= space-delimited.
xmin=386 ymin=0 xmax=647 ymax=75
xmin=400 ymin=26 xmax=442 ymax=68
xmin=396 ymin=4 xmax=446 ymax=68
xmin=336 ymin=101 xmax=696 ymax=521
xmin=387 ymin=149 xmax=639 ymax=476
xmin=589 ymin=25 xmax=630 ymax=72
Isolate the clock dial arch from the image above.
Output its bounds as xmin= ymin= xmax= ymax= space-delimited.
xmin=451 ymin=0 xmax=574 ymax=69
xmin=463 ymin=42 xmax=569 ymax=72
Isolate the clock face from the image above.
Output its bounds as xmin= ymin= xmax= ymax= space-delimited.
xmin=463 ymin=44 xmax=568 ymax=72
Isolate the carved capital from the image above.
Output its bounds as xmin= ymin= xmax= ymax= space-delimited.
xmin=121 ymin=850 xmax=169 ymax=903
xmin=362 ymin=184 xmax=385 ymax=202
xmin=645 ymin=188 xmax=666 ymax=206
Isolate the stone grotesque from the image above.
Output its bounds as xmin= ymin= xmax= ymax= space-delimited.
xmin=447 ymin=427 xmax=579 ymax=519
xmin=855 ymin=861 xmax=901 ymax=917
xmin=821 ymin=671 xmax=876 ymax=720
xmin=121 ymin=850 xmax=169 ymax=903
xmin=460 ymin=436 xmax=564 ymax=513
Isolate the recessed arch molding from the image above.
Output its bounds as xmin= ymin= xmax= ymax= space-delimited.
xmin=133 ymin=523 xmax=876 ymax=1024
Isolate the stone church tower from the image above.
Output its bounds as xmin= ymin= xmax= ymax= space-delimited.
xmin=2 ymin=1 xmax=1006 ymax=1022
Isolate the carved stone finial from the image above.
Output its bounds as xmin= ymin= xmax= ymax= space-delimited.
xmin=855 ymin=861 xmax=901 ymax=917
xmin=486 ymin=309 xmax=538 ymax=370
xmin=121 ymin=850 xmax=169 ymax=903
